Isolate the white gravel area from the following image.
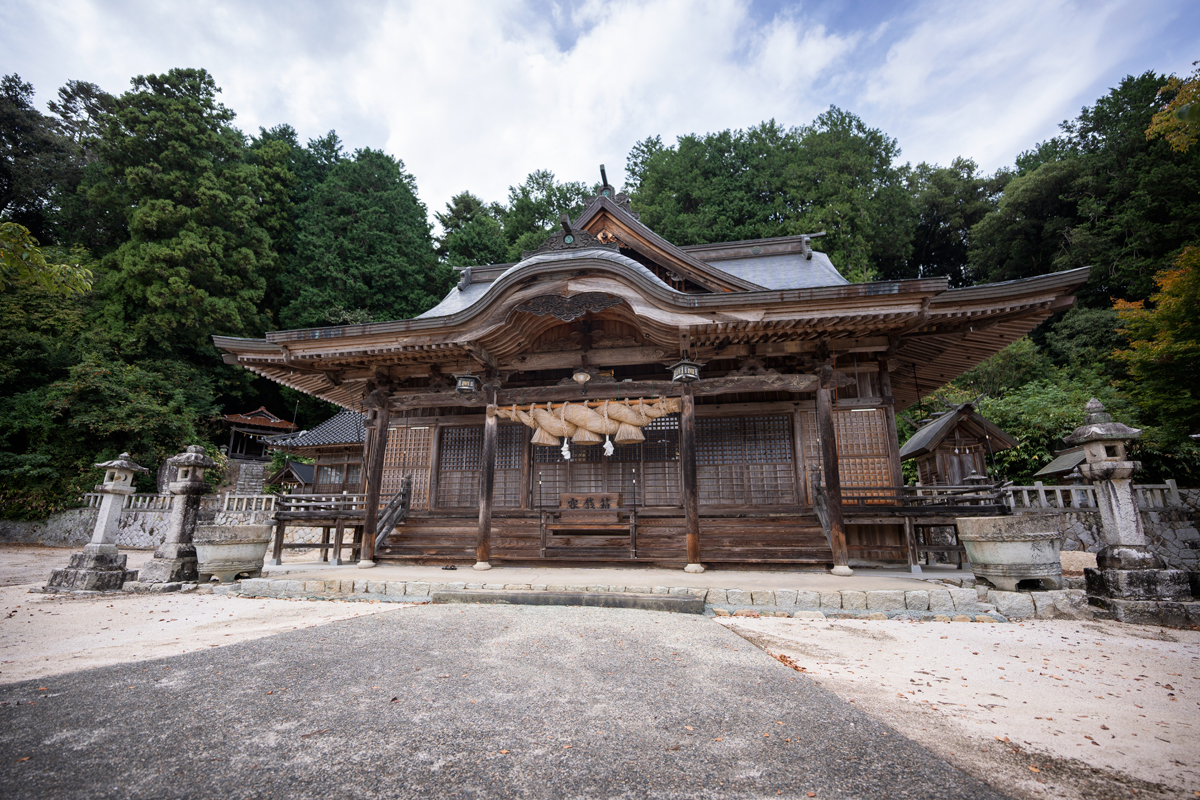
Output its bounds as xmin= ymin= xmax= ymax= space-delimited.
xmin=719 ymin=615 xmax=1200 ymax=799
xmin=0 ymin=583 xmax=405 ymax=686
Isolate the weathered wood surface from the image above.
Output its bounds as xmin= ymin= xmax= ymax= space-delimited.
xmin=815 ymin=368 xmax=850 ymax=569
xmin=476 ymin=403 xmax=497 ymax=564
xmin=389 ymin=373 xmax=824 ymax=411
xmin=679 ymin=385 xmax=701 ymax=565
xmin=359 ymin=407 xmax=391 ymax=562
xmin=374 ymin=512 xmax=833 ymax=564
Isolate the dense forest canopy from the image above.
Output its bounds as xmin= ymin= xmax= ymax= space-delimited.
xmin=1 ymin=64 xmax=1197 ymax=517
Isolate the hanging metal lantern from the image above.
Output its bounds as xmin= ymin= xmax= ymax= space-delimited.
xmin=455 ymin=374 xmax=481 ymax=394
xmin=668 ymin=357 xmax=702 ymax=383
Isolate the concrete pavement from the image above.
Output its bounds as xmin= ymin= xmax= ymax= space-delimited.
xmin=0 ymin=604 xmax=1007 ymax=800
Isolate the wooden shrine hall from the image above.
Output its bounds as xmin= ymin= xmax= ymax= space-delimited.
xmin=215 ymin=170 xmax=1089 ymax=574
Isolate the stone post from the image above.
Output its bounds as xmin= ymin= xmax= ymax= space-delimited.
xmin=1066 ymin=399 xmax=1194 ymax=623
xmin=138 ymin=446 xmax=216 ymax=584
xmin=45 ymin=453 xmax=147 ymax=592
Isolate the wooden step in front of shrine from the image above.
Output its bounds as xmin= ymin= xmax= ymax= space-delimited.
xmin=374 ymin=512 xmax=835 ymax=566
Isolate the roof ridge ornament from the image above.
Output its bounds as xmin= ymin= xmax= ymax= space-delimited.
xmin=596 ymin=163 xmax=640 ymax=219
xmin=524 ymin=212 xmax=619 ymax=259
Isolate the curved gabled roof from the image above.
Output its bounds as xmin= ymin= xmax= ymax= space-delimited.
xmin=417 ymin=247 xmax=677 ymax=320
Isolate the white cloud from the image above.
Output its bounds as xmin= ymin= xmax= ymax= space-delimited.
xmin=2 ymin=0 xmax=1193 ymax=222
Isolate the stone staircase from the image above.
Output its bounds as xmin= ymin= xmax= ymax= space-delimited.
xmin=233 ymin=461 xmax=268 ymax=494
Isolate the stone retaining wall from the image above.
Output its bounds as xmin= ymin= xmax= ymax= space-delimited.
xmin=1017 ymin=490 xmax=1199 ymax=571
xmin=0 ymin=505 xmax=316 ymax=550
xmin=232 ymin=576 xmax=1091 ymax=621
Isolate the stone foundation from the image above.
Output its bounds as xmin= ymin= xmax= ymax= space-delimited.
xmin=45 ymin=550 xmax=130 ymax=592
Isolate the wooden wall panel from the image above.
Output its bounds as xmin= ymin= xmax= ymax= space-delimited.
xmin=801 ymin=407 xmax=901 ymax=500
xmin=696 ymin=415 xmax=797 ymax=506
xmin=381 ymin=426 xmax=431 ymax=509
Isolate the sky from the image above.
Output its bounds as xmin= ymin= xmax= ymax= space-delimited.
xmin=3 ymin=0 xmax=1197 ymax=223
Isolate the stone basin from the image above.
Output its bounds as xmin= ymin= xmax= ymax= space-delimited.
xmin=956 ymin=516 xmax=1063 ymax=591
xmin=194 ymin=525 xmax=272 ymax=584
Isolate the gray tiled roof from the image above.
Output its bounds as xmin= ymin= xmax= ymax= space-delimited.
xmin=266 ymin=409 xmax=364 ymax=448
xmin=711 ymin=251 xmax=848 ymax=290
xmin=1033 ymin=449 xmax=1086 ymax=479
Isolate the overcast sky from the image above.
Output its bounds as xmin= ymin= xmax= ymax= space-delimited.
xmin=3 ymin=0 xmax=1197 ymax=222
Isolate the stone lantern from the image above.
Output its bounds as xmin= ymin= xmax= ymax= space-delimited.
xmin=139 ymin=445 xmax=216 ymax=584
xmin=46 ymin=453 xmax=147 ymax=592
xmin=1064 ymin=399 xmax=1156 ymax=569
xmin=1064 ymin=399 xmax=1193 ymax=622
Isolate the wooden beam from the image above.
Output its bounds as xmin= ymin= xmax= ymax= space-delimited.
xmin=503 ymin=346 xmax=672 ymax=372
xmin=679 ymin=383 xmax=702 ymax=569
xmin=389 ymin=373 xmax=823 ymax=410
xmin=816 ymin=366 xmax=851 ymax=575
xmin=359 ymin=406 xmax=391 ymax=565
xmin=462 ymin=341 xmax=499 ymax=372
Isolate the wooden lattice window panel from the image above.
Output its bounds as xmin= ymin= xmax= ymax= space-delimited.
xmin=528 ymin=415 xmax=680 ymax=507
xmin=382 ymin=425 xmax=432 ymax=510
xmin=437 ymin=426 xmax=483 ymax=508
xmin=493 ymin=424 xmax=524 ymax=508
xmin=696 ymin=415 xmax=796 ymax=506
xmin=801 ymin=408 xmax=900 ymax=501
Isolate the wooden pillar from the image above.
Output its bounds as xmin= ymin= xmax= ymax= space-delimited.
xmin=475 ymin=402 xmax=497 ymax=570
xmin=359 ymin=405 xmax=391 ymax=567
xmin=816 ymin=366 xmax=852 ymax=576
xmin=878 ymin=358 xmax=904 ymax=497
xmin=680 ymin=383 xmax=703 ymax=572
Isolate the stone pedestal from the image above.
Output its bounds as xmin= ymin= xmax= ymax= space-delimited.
xmin=46 ymin=546 xmax=131 ymax=592
xmin=44 ymin=453 xmax=147 ymax=593
xmin=140 ymin=446 xmax=215 ymax=584
xmin=138 ymin=542 xmax=198 ymax=583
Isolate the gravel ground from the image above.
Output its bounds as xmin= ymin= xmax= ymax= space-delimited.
xmin=0 ymin=604 xmax=1005 ymax=800
xmin=720 ymin=616 xmax=1200 ymax=800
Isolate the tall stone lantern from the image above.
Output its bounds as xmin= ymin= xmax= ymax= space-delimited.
xmin=1064 ymin=399 xmax=1157 ymax=569
xmin=46 ymin=453 xmax=147 ymax=592
xmin=1065 ymin=399 xmax=1193 ymax=621
xmin=139 ymin=445 xmax=216 ymax=584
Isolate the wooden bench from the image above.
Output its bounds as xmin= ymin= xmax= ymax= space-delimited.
xmin=540 ymin=493 xmax=638 ymax=560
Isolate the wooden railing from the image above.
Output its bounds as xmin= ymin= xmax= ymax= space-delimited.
xmin=276 ymin=493 xmax=368 ymax=514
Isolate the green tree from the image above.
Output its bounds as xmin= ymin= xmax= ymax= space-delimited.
xmin=499 ymin=170 xmax=592 ymax=262
xmin=90 ymin=68 xmax=274 ymax=359
xmin=1146 ymin=60 xmax=1200 ymax=153
xmin=896 ymin=158 xmax=1009 ymax=286
xmin=0 ymin=222 xmax=93 ymax=294
xmin=626 ymin=111 xmax=915 ymax=282
xmin=435 ymin=191 xmax=509 ymax=266
xmin=969 ymin=72 xmax=1200 ymax=307
xmin=0 ymin=74 xmax=76 ymax=242
xmin=1115 ymin=246 xmax=1200 ymax=447
xmin=279 ymin=148 xmax=450 ymax=328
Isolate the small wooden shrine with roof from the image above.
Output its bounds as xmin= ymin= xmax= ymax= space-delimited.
xmin=215 ymin=167 xmax=1089 ymax=573
xmin=899 ymin=402 xmax=1017 ymax=486
xmin=220 ymin=406 xmax=297 ymax=461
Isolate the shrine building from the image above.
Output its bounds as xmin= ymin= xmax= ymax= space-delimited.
xmin=215 ymin=170 xmax=1088 ymax=574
